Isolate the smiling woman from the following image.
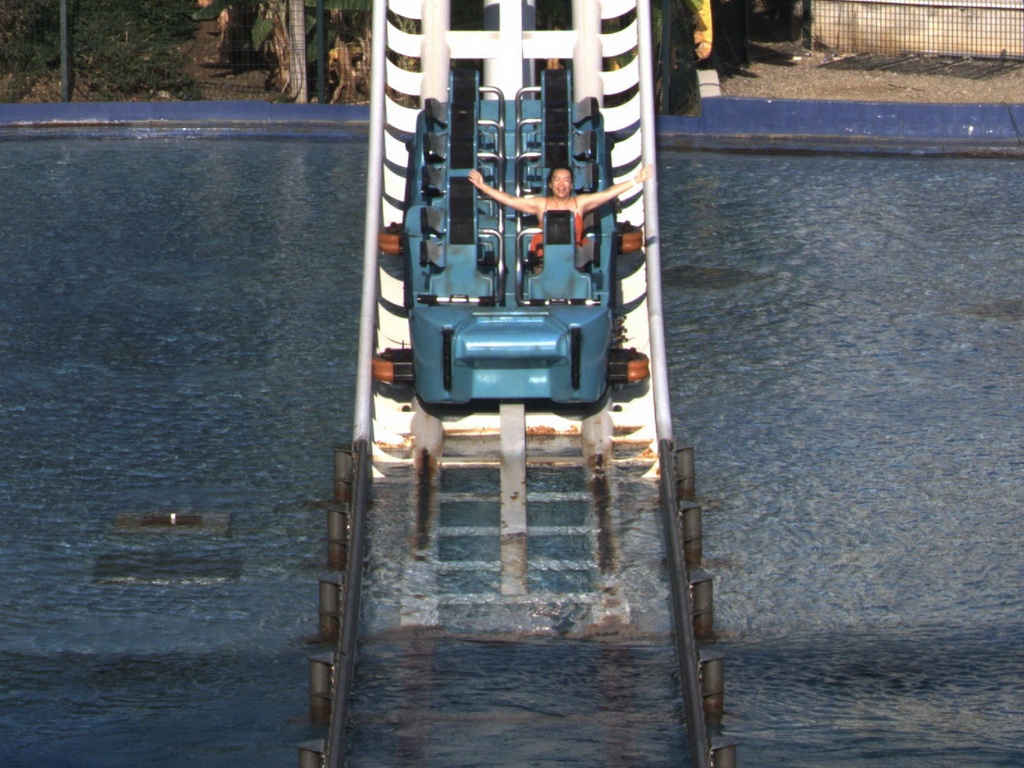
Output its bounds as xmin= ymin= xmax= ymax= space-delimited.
xmin=467 ymin=163 xmax=652 ymax=268
xmin=468 ymin=163 xmax=653 ymax=219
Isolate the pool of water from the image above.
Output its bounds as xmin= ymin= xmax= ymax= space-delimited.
xmin=1 ymin=137 xmax=1022 ymax=767
xmin=0 ymin=137 xmax=365 ymax=767
xmin=661 ymin=152 xmax=1024 ymax=767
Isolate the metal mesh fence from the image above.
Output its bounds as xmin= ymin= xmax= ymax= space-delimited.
xmin=738 ymin=0 xmax=1024 ymax=69
xmin=813 ymin=0 xmax=1024 ymax=59
xmin=1 ymin=0 xmax=61 ymax=101
xmin=0 ymin=0 xmax=372 ymax=103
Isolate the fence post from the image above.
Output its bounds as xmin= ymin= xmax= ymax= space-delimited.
xmin=317 ymin=0 xmax=326 ymax=104
xmin=803 ymin=0 xmax=812 ymax=49
xmin=661 ymin=0 xmax=671 ymax=115
xmin=60 ymin=0 xmax=70 ymax=102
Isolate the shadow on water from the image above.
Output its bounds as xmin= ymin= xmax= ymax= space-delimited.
xmin=961 ymin=299 xmax=1024 ymax=321
xmin=661 ymin=264 xmax=773 ymax=290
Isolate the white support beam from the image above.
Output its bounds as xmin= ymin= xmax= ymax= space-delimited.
xmin=421 ymin=0 xmax=451 ymax=101
xmin=520 ymin=30 xmax=579 ymax=61
xmin=499 ymin=402 xmax=528 ymax=595
xmin=482 ymin=0 xmax=528 ymax=96
xmin=573 ymin=0 xmax=604 ymax=102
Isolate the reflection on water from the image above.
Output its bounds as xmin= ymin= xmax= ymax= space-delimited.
xmin=660 ymin=264 xmax=772 ymax=290
xmin=347 ymin=634 xmax=686 ymax=768
xmin=1 ymin=140 xmax=1022 ymax=767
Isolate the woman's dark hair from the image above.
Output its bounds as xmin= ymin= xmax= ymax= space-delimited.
xmin=546 ymin=166 xmax=574 ymax=187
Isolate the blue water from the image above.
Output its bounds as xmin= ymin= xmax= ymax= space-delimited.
xmin=661 ymin=153 xmax=1024 ymax=767
xmin=0 ymin=138 xmax=365 ymax=767
xmin=1 ymin=137 xmax=1022 ymax=767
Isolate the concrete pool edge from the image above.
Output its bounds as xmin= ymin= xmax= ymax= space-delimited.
xmin=658 ymin=97 xmax=1024 ymax=156
xmin=3 ymin=98 xmax=1024 ymax=154
xmin=0 ymin=100 xmax=370 ymax=139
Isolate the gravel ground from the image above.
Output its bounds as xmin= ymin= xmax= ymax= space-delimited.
xmin=716 ymin=40 xmax=1024 ymax=104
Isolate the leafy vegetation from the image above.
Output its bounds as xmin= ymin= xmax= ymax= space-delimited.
xmin=73 ymin=0 xmax=200 ymax=100
xmin=0 ymin=0 xmax=60 ymax=101
xmin=1 ymin=0 xmax=199 ymax=101
xmin=193 ymin=0 xmax=373 ymax=101
xmin=1 ymin=0 xmax=696 ymax=108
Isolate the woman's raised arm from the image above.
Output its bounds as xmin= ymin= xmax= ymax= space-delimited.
xmin=468 ymin=169 xmax=544 ymax=216
xmin=576 ymin=163 xmax=654 ymax=216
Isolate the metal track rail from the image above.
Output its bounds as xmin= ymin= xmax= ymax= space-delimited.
xmin=324 ymin=439 xmax=370 ymax=768
xmin=659 ymin=440 xmax=711 ymax=768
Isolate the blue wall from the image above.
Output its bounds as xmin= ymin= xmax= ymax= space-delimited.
xmin=658 ymin=96 xmax=1024 ymax=154
xmin=3 ymin=97 xmax=1024 ymax=154
xmin=0 ymin=100 xmax=368 ymax=139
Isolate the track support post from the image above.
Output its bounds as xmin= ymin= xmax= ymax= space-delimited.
xmin=297 ymin=740 xmax=326 ymax=768
xmin=679 ymin=500 xmax=703 ymax=566
xmin=318 ymin=573 xmax=345 ymax=639
xmin=690 ymin=570 xmax=715 ymax=640
xmin=711 ymin=738 xmax=738 ymax=768
xmin=699 ymin=649 xmax=725 ymax=720
xmin=675 ymin=444 xmax=696 ymax=500
xmin=333 ymin=446 xmax=354 ymax=501
xmin=309 ymin=653 xmax=335 ymax=724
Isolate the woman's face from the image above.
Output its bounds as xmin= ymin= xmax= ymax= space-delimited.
xmin=548 ymin=169 xmax=573 ymax=198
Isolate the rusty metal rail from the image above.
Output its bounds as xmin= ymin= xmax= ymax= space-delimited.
xmin=325 ymin=438 xmax=370 ymax=768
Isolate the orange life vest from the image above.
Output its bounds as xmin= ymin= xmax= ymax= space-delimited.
xmin=529 ymin=207 xmax=587 ymax=259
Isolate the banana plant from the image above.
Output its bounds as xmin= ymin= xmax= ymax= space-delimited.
xmin=194 ymin=0 xmax=370 ymax=100
xmin=194 ymin=0 xmax=370 ymax=54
